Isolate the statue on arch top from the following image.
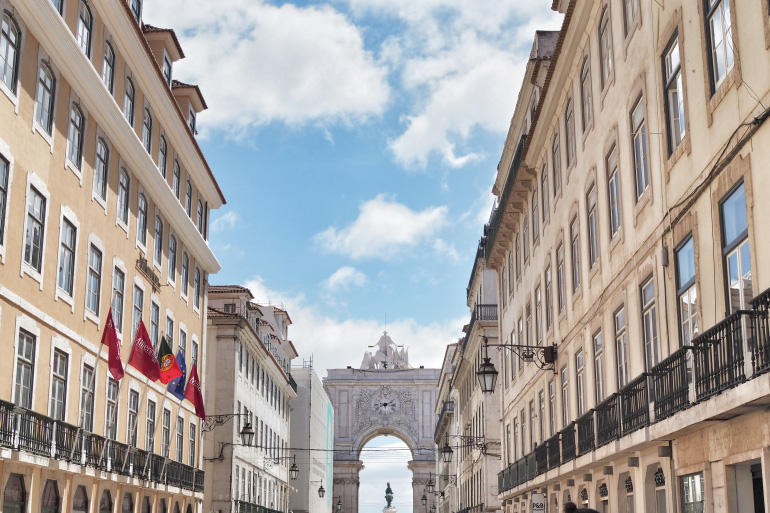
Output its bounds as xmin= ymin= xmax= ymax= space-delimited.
xmin=360 ymin=331 xmax=412 ymax=370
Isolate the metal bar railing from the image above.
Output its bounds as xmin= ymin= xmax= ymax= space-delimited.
xmin=619 ymin=373 xmax=650 ymax=436
xmin=694 ymin=310 xmax=752 ymax=401
xmin=546 ymin=433 xmax=560 ymax=470
xmin=750 ymin=288 xmax=770 ymax=375
xmin=651 ymin=347 xmax=691 ymax=421
xmin=576 ymin=410 xmax=595 ymax=456
xmin=560 ymin=423 xmax=576 ymax=464
xmin=595 ymin=394 xmax=620 ymax=447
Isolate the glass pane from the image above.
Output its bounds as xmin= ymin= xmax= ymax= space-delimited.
xmin=676 ymin=238 xmax=695 ymax=288
xmin=722 ymin=183 xmax=747 ymax=247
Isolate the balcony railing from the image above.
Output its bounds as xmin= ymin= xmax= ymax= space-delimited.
xmin=694 ymin=310 xmax=752 ymax=401
xmin=288 ymin=373 xmax=298 ymax=393
xmin=546 ymin=433 xmax=560 ymax=470
xmin=0 ymin=399 xmax=204 ymax=492
xmin=462 ymin=304 xmax=498 ymax=353
xmin=234 ymin=501 xmax=282 ymax=513
xmin=619 ymin=373 xmax=649 ymax=436
xmin=560 ymin=423 xmax=576 ymax=463
xmin=576 ymin=411 xmax=595 ymax=456
xmin=485 ymin=134 xmax=527 ymax=260
xmin=651 ymin=347 xmax=691 ymax=421
xmin=595 ymin=394 xmax=619 ymax=447
xmin=535 ymin=443 xmax=548 ymax=475
xmin=750 ymin=288 xmax=770 ymax=375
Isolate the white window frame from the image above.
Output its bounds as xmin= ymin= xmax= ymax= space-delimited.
xmin=12 ymin=314 xmax=41 ymax=409
xmin=54 ymin=205 xmax=80 ymax=310
xmin=48 ymin=336 xmax=73 ymax=423
xmin=84 ymin=233 xmax=105 ymax=325
xmin=32 ymin=52 xmax=58 ymax=151
xmin=21 ymin=173 xmax=50 ymax=288
xmin=112 ymin=256 xmax=127 ymax=341
xmin=91 ymin=132 xmax=111 ymax=212
xmin=0 ymin=11 xmax=23 ymax=108
xmin=0 ymin=137 xmax=15 ymax=263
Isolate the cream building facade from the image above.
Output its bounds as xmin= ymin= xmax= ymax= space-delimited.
xmin=205 ymin=286 xmax=298 ymax=513
xmin=434 ymin=343 xmax=459 ymax=513
xmin=0 ymin=1 xmax=224 ymax=513
xmin=479 ymin=1 xmax=770 ymax=512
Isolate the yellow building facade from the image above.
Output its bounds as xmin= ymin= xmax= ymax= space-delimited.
xmin=0 ymin=1 xmax=224 ymax=513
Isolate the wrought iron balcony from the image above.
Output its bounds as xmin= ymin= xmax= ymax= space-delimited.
xmin=750 ymin=288 xmax=770 ymax=374
xmin=576 ymin=410 xmax=595 ymax=456
xmin=234 ymin=500 xmax=283 ymax=513
xmin=546 ymin=433 xmax=560 ymax=470
xmin=534 ymin=443 xmax=548 ymax=476
xmin=651 ymin=347 xmax=691 ymax=421
xmin=288 ymin=373 xmax=298 ymax=393
xmin=619 ymin=373 xmax=650 ymax=436
xmin=485 ymin=134 xmax=527 ymax=260
xmin=694 ymin=310 xmax=753 ymax=401
xmin=461 ymin=304 xmax=498 ymax=352
xmin=560 ymin=422 xmax=576 ymax=464
xmin=595 ymin=394 xmax=620 ymax=447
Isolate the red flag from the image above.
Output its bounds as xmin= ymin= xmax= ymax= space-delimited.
xmin=101 ymin=310 xmax=124 ymax=380
xmin=185 ymin=363 xmax=206 ymax=421
xmin=127 ymin=321 xmax=161 ymax=382
xmin=157 ymin=335 xmax=183 ymax=384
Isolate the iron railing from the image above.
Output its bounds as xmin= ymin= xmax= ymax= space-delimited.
xmin=16 ymin=409 xmax=52 ymax=456
xmin=234 ymin=501 xmax=283 ymax=513
xmin=461 ymin=304 xmax=498 ymax=352
xmin=750 ymin=289 xmax=770 ymax=374
xmin=619 ymin=374 xmax=649 ymax=436
xmin=535 ymin=443 xmax=548 ymax=475
xmin=288 ymin=373 xmax=298 ymax=393
xmin=595 ymin=394 xmax=619 ymax=447
xmin=651 ymin=347 xmax=691 ymax=421
xmin=576 ymin=410 xmax=595 ymax=456
xmin=546 ymin=433 xmax=560 ymax=470
xmin=485 ymin=135 xmax=527 ymax=259
xmin=560 ymin=423 xmax=576 ymax=464
xmin=694 ymin=310 xmax=752 ymax=401
xmin=0 ymin=400 xmax=14 ymax=447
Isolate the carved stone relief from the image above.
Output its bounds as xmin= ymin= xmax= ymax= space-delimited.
xmin=352 ymin=385 xmax=417 ymax=439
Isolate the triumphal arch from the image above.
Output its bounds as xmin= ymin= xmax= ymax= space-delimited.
xmin=324 ymin=333 xmax=440 ymax=513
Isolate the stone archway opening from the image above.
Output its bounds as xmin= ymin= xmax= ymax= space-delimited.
xmin=358 ymin=436 xmax=414 ymax=513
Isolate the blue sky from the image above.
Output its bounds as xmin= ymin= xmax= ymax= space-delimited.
xmin=143 ymin=1 xmax=561 ymax=511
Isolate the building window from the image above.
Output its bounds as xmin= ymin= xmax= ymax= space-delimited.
xmin=570 ymin=216 xmax=581 ymax=292
xmin=76 ymin=1 xmax=92 ymax=57
xmin=36 ymin=64 xmax=56 ymax=134
xmin=185 ymin=179 xmax=192 ymax=217
xmin=587 ymin=186 xmax=599 ymax=268
xmin=535 ymin=285 xmax=542 ymax=344
xmin=615 ymin=306 xmax=629 ymax=388
xmin=631 ymin=98 xmax=649 ymax=200
xmin=176 ymin=417 xmax=184 ymax=461
xmin=557 ymin=243 xmax=565 ymax=312
xmin=162 ymin=55 xmax=172 ymax=85
xmin=86 ymin=245 xmax=102 ymax=315
xmin=150 ymin=302 xmax=160 ymax=347
xmin=146 ymin=399 xmax=156 ymax=451
xmin=102 ymin=42 xmax=114 ymax=93
xmin=538 ymin=389 xmax=545 ymax=441
xmin=80 ymin=364 xmax=94 ymax=431
xmin=67 ymin=105 xmax=85 ymax=168
xmin=24 ymin=186 xmax=46 ymax=272
xmin=137 ymin=193 xmax=148 ymax=246
xmin=181 ymin=253 xmax=189 ymax=296
xmin=576 ymin=349 xmax=585 ymax=416
xmin=57 ymin=219 xmax=76 ymax=296
xmin=545 ymin=266 xmax=553 ymax=329
xmin=532 ymin=191 xmax=539 ymax=242
xmin=127 ymin=389 xmax=139 ymax=446
xmin=580 ymin=58 xmax=592 ymax=131
xmin=515 ymin=234 xmax=521 ymax=278
xmin=196 ymin=200 xmax=204 ymax=233
xmin=94 ymin=139 xmax=109 ymax=200
xmin=178 ymin=329 xmax=186 ymax=357
xmin=676 ymin=237 xmax=698 ymax=345
xmin=548 ymin=380 xmax=556 ymax=436
xmin=123 ymin=77 xmax=135 ymax=126
xmin=641 ymin=276 xmax=659 ymax=370
xmin=552 ymin=134 xmax=561 ymax=195
xmin=705 ymin=0 xmax=734 ymax=91
xmin=188 ymin=108 xmax=196 ymax=133
xmin=14 ymin=330 xmax=35 ymax=409
xmin=523 ymin=213 xmax=529 ymax=263
xmin=599 ymin=8 xmax=613 ymax=88
xmin=162 ymin=409 xmax=171 ymax=457
xmin=565 ymin=100 xmax=576 ymax=166
xmin=50 ymin=350 xmax=68 ymax=420
xmin=166 ymin=317 xmax=174 ymax=347
xmin=40 ymin=481 xmax=59 ymax=513
xmin=0 ymin=157 xmax=8 ymax=245
xmin=680 ymin=473 xmax=704 ymax=513
xmin=3 ymin=474 xmax=26 ymax=513
xmin=1 ymin=14 xmax=21 ymax=94
xmin=132 ymin=285 xmax=143 ymax=340
xmin=528 ymin=400 xmax=535 ymax=448
xmin=131 ymin=0 xmax=142 ymax=21
xmin=112 ymin=268 xmax=124 ymax=332
xmin=721 ymin=182 xmax=752 ymax=312
xmin=517 ymin=318 xmax=524 ymax=371
xmin=541 ymin=166 xmax=549 ymax=222
xmin=663 ymin=35 xmax=686 ymax=155
xmin=142 ymin=108 xmax=153 ymax=153
xmin=173 ymin=162 xmax=181 ymax=198
xmin=606 ymin=146 xmax=621 ymax=238
xmin=593 ymin=331 xmax=605 ymax=403
xmin=526 ymin=301 xmax=532 ymax=347
xmin=560 ymin=365 xmax=569 ymax=427
xmin=623 ymin=0 xmax=639 ymax=34
xmin=189 ymin=423 xmax=196 ymax=466
xmin=154 ymin=216 xmax=163 ymax=264
xmin=106 ymin=377 xmax=118 ymax=439
xmin=158 ymin=136 xmax=167 ymax=178
xmin=72 ymin=486 xmax=88 ymax=513
xmin=117 ymin=170 xmax=130 ymax=224
xmin=192 ymin=339 xmax=198 ymax=368
xmin=168 ymin=235 xmax=177 ymax=279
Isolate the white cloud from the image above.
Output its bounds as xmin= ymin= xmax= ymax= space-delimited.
xmin=322 ymin=266 xmax=368 ymax=292
xmin=143 ymin=0 xmax=389 ymax=134
xmin=314 ymin=194 xmax=448 ymax=260
xmin=210 ymin=211 xmax=240 ymax=232
xmin=244 ymin=276 xmax=463 ymax=376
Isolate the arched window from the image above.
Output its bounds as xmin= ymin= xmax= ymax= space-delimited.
xmin=130 ymin=0 xmax=142 ymax=21
xmin=102 ymin=42 xmax=115 ymax=93
xmin=36 ymin=63 xmax=56 ymax=134
xmin=137 ymin=193 xmax=148 ymax=245
xmin=1 ymin=14 xmax=21 ymax=94
xmin=552 ymin=133 xmax=561 ymax=195
xmin=158 ymin=499 xmax=167 ymax=513
xmin=41 ymin=480 xmax=60 ymax=513
xmin=154 ymin=215 xmax=163 ymax=263
xmin=123 ymin=77 xmax=135 ymax=126
xmin=580 ymin=58 xmax=592 ymax=131
xmin=158 ymin=135 xmax=167 ymax=178
xmin=117 ymin=169 xmax=130 ymax=224
xmin=196 ymin=200 xmax=204 ymax=233
xmin=173 ymin=503 xmax=180 ymax=513
xmin=565 ymin=99 xmax=575 ymax=166
xmin=66 ymin=105 xmax=85 ymax=168
xmin=168 ymin=235 xmax=177 ymax=278
xmin=142 ymin=108 xmax=153 ymax=153
xmin=185 ymin=179 xmax=192 ymax=217
xmin=599 ymin=7 xmax=613 ymax=88
xmin=193 ymin=268 xmax=201 ymax=309
xmin=98 ymin=491 xmax=111 ymax=513
xmin=172 ymin=161 xmax=181 ymax=198
xmin=94 ymin=139 xmax=109 ymax=199
xmin=181 ymin=253 xmax=189 ymax=296
xmin=2 ymin=474 xmax=25 ymax=513
xmin=121 ymin=493 xmax=132 ymax=513
xmin=72 ymin=486 xmax=88 ymax=513
xmin=141 ymin=497 xmax=151 ymax=513
xmin=76 ymin=1 xmax=92 ymax=57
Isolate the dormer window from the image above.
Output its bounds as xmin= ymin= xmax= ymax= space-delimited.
xmin=131 ymin=0 xmax=142 ymax=22
xmin=188 ymin=107 xmax=196 ymax=134
xmin=224 ymin=303 xmax=236 ymax=313
xmin=162 ymin=55 xmax=172 ymax=85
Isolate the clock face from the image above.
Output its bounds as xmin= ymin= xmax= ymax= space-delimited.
xmin=373 ymin=394 xmax=399 ymax=415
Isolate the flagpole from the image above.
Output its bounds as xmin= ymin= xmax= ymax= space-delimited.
xmin=122 ymin=315 xmax=154 ymax=474
xmin=96 ymin=291 xmax=123 ymax=467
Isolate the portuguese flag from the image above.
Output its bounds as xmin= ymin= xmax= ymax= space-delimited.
xmin=157 ymin=335 xmax=183 ymax=384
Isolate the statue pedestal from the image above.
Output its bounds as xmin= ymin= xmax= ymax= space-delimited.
xmin=382 ymin=507 xmax=397 ymax=513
